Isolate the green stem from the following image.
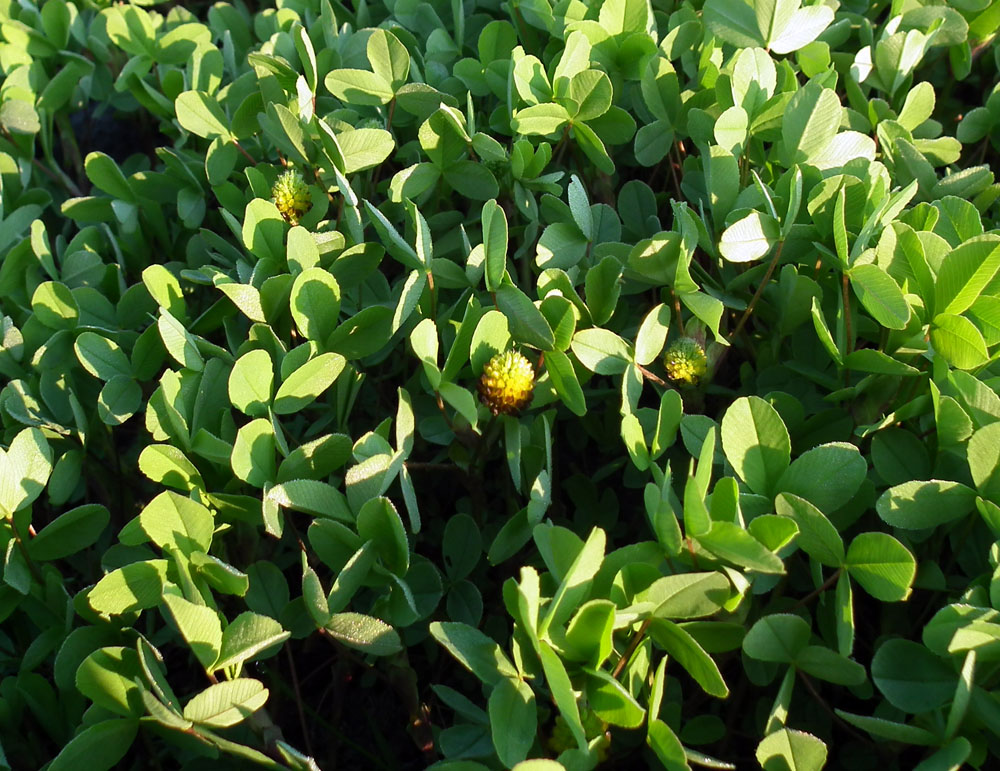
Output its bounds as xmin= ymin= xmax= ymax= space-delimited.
xmin=729 ymin=240 xmax=785 ymax=341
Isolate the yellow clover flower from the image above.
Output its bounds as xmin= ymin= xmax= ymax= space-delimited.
xmin=272 ymin=169 xmax=311 ymax=225
xmin=478 ymin=350 xmax=535 ymax=415
xmin=664 ymin=337 xmax=708 ymax=387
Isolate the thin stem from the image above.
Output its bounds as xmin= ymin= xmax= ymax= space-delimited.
xmin=612 ymin=618 xmax=652 ymax=680
xmin=730 ymin=240 xmax=785 ymax=341
xmin=469 ymin=413 xmax=499 ymax=472
xmin=426 ymin=270 xmax=437 ymax=319
xmin=12 ymin=523 xmax=43 ymax=585
xmin=668 ymin=142 xmax=683 ymax=199
xmin=1 ymin=125 xmax=82 ymax=196
xmin=636 ymin=363 xmax=669 ymax=388
xmin=841 ymin=272 xmax=854 ymax=356
xmin=671 ymin=290 xmax=686 ymax=337
xmin=386 ymin=97 xmax=397 ymax=132
xmin=553 ymin=125 xmax=571 ymax=167
xmin=233 ymin=140 xmax=257 ymax=165
xmin=789 ymin=568 xmax=842 ymax=610
xmin=797 ymin=670 xmax=875 ymax=748
xmin=404 ymin=461 xmax=461 ymax=472
xmin=284 ymin=646 xmax=314 ymax=757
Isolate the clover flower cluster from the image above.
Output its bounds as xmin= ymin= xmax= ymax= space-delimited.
xmin=478 ymin=350 xmax=535 ymax=415
xmin=272 ymin=169 xmax=311 ymax=225
xmin=664 ymin=337 xmax=708 ymax=387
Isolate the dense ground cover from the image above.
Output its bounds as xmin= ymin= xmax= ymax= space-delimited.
xmin=2 ymin=0 xmax=1000 ymax=768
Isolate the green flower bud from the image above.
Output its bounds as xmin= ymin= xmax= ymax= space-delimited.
xmin=664 ymin=337 xmax=708 ymax=387
xmin=272 ymin=169 xmax=311 ymax=225
xmin=478 ymin=350 xmax=535 ymax=415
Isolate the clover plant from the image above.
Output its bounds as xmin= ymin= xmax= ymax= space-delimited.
xmin=2 ymin=0 xmax=1000 ymax=770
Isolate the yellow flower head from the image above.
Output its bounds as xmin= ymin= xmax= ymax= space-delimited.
xmin=478 ymin=350 xmax=535 ymax=415
xmin=272 ymin=169 xmax=311 ymax=225
xmin=664 ymin=337 xmax=708 ymax=387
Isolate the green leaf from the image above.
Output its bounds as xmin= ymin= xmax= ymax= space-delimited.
xmin=876 ymin=479 xmax=977 ymax=529
xmin=585 ymin=667 xmax=646 ymax=728
xmin=495 ymin=281 xmax=554 ymax=349
xmin=849 ymin=264 xmax=910 ymax=330
xmin=540 ymin=526 xmax=605 ymax=634
xmin=162 ymin=592 xmax=223 ymax=671
xmin=721 ymin=396 xmax=790 ymax=497
xmin=756 ymin=728 xmax=827 ymax=771
xmin=719 ymin=210 xmax=779 ymax=263
xmin=357 ymin=497 xmax=409 ymax=576
xmin=511 ymin=103 xmax=570 ymax=136
xmin=231 ymin=418 xmax=276 ymax=488
xmin=635 ymin=304 xmax=671 ymax=366
xmin=835 ymin=710 xmax=938 ymax=745
xmin=0 ymin=427 xmax=53 ymax=516
xmin=182 ymin=678 xmax=268 ymax=727
xmin=913 ymin=738 xmax=972 ymax=771
xmin=845 ymin=532 xmax=916 ymax=602
xmin=489 ymin=678 xmax=536 ymax=767
xmin=324 ymin=612 xmax=402 ymax=655
xmin=215 ymin=612 xmax=290 ymax=672
xmin=934 ymin=235 xmax=1000 ymax=316
xmin=714 ymin=106 xmax=748 ymax=155
xmin=339 ymin=128 xmax=396 ymax=174
xmin=775 ymin=442 xmax=867 ymax=515
xmin=0 ymin=99 xmax=40 ymax=135
xmin=325 ymin=69 xmax=394 ymax=106
xmin=569 ymin=70 xmax=613 ymax=121
xmin=229 ymin=349 xmax=274 ymax=417
xmin=782 ymin=82 xmax=842 ymax=167
xmin=139 ymin=490 xmax=214 ymax=554
xmin=290 ymin=267 xmax=341 ymax=344
xmin=703 ymin=0 xmax=764 ymax=49
xmin=175 ymin=90 xmax=233 ymax=140
xmin=88 ymin=560 xmax=169 ymax=615
xmin=85 ymin=152 xmax=134 ymax=201
xmin=768 ymin=4 xmax=834 ymax=54
xmin=697 ymin=521 xmax=786 ymax=574
xmin=571 ymin=328 xmax=631 ymax=374
xmin=648 ymin=619 xmax=729 ymax=698
xmin=75 ymin=332 xmax=131 ymax=381
xmin=158 ymin=309 xmax=204 ymax=371
xmin=647 ymin=718 xmax=690 ymax=771
xmin=743 ymin=614 xmax=811 ymax=663
xmin=138 ymin=444 xmax=203 ymax=492
xmin=32 ymin=281 xmax=79 ymax=330
xmin=48 ymin=719 xmax=138 ymax=771
xmin=267 ymin=480 xmax=352 ymax=522
xmin=639 ymin=571 xmax=731 ymax=619
xmin=242 ymin=198 xmax=285 ymax=262
xmin=29 ymin=504 xmax=109 ymax=561
xmin=430 ymin=621 xmax=518 ymax=687
xmin=573 ymin=120 xmax=615 ymax=174
xmin=366 ymin=29 xmax=409 ymax=91
xmin=98 ymin=376 xmax=142 ymax=426
xmin=482 ymin=199 xmax=508 ymax=293
xmin=872 ymin=639 xmax=956 ymax=713
xmin=775 ymin=493 xmax=844 ymax=567
xmin=931 ymin=313 xmax=989 ymax=370
xmin=539 ymin=640 xmax=586 ymax=749
xmin=969 ymin=422 xmax=1000 ymax=501
xmin=273 ymin=353 xmax=346 ymax=414
xmin=142 ymin=264 xmax=186 ymax=320
xmin=76 ymin=647 xmax=144 ymax=717
xmin=585 ymin=257 xmax=623 ymax=326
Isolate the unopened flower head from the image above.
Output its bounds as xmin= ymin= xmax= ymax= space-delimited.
xmin=478 ymin=350 xmax=535 ymax=415
xmin=272 ymin=169 xmax=311 ymax=225
xmin=664 ymin=337 xmax=708 ymax=387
